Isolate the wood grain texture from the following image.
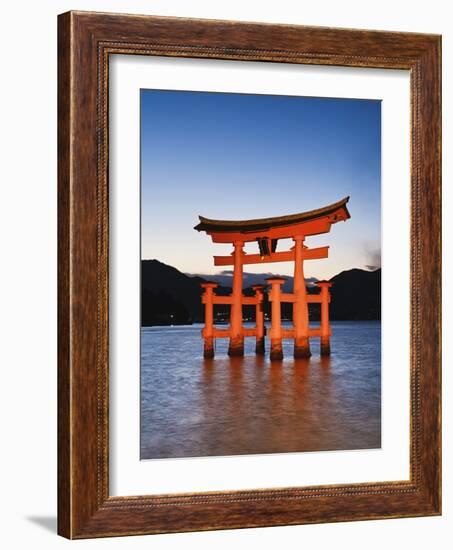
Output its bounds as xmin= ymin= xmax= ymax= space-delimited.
xmin=57 ymin=10 xmax=441 ymax=539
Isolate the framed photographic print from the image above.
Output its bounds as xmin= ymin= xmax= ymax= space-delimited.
xmin=58 ymin=11 xmax=441 ymax=538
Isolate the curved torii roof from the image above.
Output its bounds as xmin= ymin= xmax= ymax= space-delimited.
xmin=194 ymin=196 xmax=350 ymax=234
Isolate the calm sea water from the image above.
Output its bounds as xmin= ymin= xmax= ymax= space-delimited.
xmin=140 ymin=321 xmax=381 ymax=459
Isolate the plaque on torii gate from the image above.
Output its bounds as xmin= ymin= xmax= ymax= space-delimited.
xmin=194 ymin=197 xmax=350 ymax=360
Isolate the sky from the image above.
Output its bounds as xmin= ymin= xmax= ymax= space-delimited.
xmin=141 ymin=89 xmax=381 ymax=280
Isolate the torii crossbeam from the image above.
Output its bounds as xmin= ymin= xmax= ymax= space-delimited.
xmin=194 ymin=197 xmax=350 ymax=360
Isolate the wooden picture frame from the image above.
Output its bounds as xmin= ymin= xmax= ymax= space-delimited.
xmin=58 ymin=10 xmax=441 ymax=539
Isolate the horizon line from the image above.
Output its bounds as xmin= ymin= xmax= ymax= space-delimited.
xmin=141 ymin=257 xmax=381 ymax=279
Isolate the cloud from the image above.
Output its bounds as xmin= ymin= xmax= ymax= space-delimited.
xmin=363 ymin=244 xmax=381 ymax=271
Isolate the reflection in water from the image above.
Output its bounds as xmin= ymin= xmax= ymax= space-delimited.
xmin=140 ymin=321 xmax=381 ymax=459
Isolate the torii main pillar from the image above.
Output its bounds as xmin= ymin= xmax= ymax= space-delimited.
xmin=293 ymin=236 xmax=311 ymax=358
xmin=228 ymin=241 xmax=245 ymax=356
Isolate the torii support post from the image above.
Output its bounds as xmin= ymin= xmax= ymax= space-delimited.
xmin=267 ymin=277 xmax=285 ymax=361
xmin=228 ymin=241 xmax=244 ymax=356
xmin=317 ymin=281 xmax=333 ymax=356
xmin=200 ymin=282 xmax=218 ymax=358
xmin=293 ymin=236 xmax=311 ymax=358
xmin=252 ymin=285 xmax=266 ymax=355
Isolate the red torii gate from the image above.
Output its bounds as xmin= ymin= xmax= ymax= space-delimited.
xmin=194 ymin=197 xmax=350 ymax=360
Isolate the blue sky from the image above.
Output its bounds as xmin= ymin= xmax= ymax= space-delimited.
xmin=141 ymin=89 xmax=381 ymax=279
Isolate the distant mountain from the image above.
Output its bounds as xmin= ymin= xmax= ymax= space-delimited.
xmin=188 ymin=271 xmax=318 ymax=293
xmin=141 ymin=259 xmax=381 ymax=326
xmin=329 ymin=268 xmax=381 ymax=320
xmin=141 ymin=260 xmax=231 ymax=325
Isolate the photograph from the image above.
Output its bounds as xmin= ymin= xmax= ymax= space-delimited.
xmin=140 ymin=89 xmax=382 ymax=460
